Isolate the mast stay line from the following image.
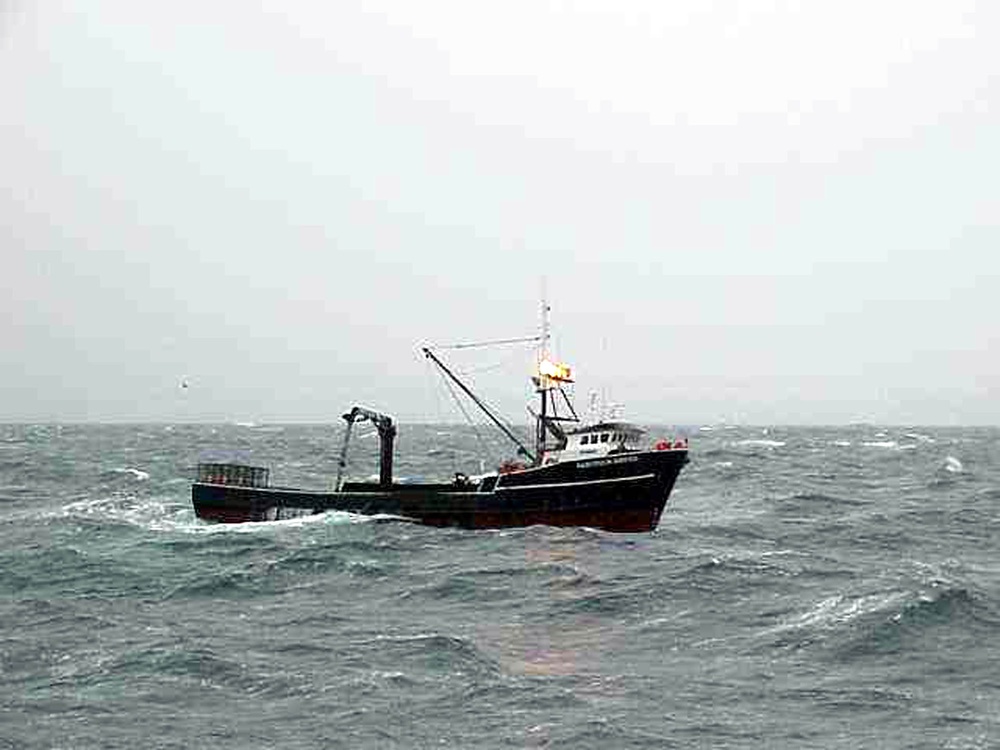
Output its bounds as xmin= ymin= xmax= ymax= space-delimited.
xmin=430 ymin=335 xmax=542 ymax=350
xmin=422 ymin=347 xmax=536 ymax=463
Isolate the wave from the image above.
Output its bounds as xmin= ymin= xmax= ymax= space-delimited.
xmin=734 ymin=439 xmax=786 ymax=448
xmin=109 ymin=467 xmax=150 ymax=481
xmin=0 ymin=490 xmax=30 ymax=504
xmin=944 ymin=456 xmax=963 ymax=473
xmin=354 ymin=632 xmax=500 ymax=678
xmin=54 ymin=495 xmax=371 ymax=535
xmin=837 ymin=585 xmax=994 ymax=659
xmin=408 ymin=560 xmax=592 ymax=604
xmin=536 ymin=718 xmax=673 ymax=748
xmin=550 ymin=585 xmax=639 ymax=617
xmin=160 ymin=566 xmax=290 ymax=600
xmin=770 ymin=591 xmax=909 ymax=635
xmin=775 ymin=491 xmax=868 ymax=508
xmin=57 ymin=494 xmax=188 ymax=531
xmin=681 ymin=550 xmax=813 ymax=586
xmin=763 ymin=580 xmax=997 ymax=660
xmin=99 ymin=643 xmax=299 ymax=697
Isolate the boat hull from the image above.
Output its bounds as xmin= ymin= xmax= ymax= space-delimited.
xmin=192 ymin=449 xmax=688 ymax=533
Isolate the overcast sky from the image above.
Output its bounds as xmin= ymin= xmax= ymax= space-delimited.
xmin=2 ymin=1 xmax=997 ymax=425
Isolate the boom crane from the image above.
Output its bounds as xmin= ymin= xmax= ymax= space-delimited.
xmin=335 ymin=406 xmax=397 ymax=491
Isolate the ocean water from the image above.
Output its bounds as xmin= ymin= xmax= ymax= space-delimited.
xmin=1 ymin=423 xmax=997 ymax=749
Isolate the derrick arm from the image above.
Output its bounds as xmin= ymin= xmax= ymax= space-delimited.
xmin=335 ymin=405 xmax=397 ymax=490
xmin=423 ymin=347 xmax=535 ymax=463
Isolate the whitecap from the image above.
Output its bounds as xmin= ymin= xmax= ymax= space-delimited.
xmin=54 ymin=495 xmax=376 ymax=534
xmin=113 ymin=467 xmax=150 ymax=481
xmin=186 ymin=510 xmax=371 ymax=534
xmin=862 ymin=440 xmax=898 ymax=449
xmin=172 ymin=507 xmax=382 ymax=534
xmin=944 ymin=456 xmax=963 ymax=473
xmin=831 ymin=440 xmax=852 ymax=447
xmin=769 ymin=590 xmax=908 ymax=633
xmin=735 ymin=439 xmax=786 ymax=448
xmin=57 ymin=495 xmax=183 ymax=530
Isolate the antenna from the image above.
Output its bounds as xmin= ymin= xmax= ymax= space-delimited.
xmin=539 ymin=278 xmax=550 ymax=365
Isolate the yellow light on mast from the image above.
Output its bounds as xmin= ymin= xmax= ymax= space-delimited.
xmin=538 ymin=359 xmax=573 ymax=383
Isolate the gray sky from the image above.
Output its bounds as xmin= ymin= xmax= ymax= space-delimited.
xmin=2 ymin=1 xmax=997 ymax=425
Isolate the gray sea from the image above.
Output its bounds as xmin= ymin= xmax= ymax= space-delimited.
xmin=1 ymin=423 xmax=997 ymax=749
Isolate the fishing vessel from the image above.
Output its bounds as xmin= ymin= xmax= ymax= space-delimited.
xmin=191 ymin=308 xmax=689 ymax=532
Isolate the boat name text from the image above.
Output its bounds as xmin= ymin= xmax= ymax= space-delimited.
xmin=579 ymin=455 xmax=639 ymax=469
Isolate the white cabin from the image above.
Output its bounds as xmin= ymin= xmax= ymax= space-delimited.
xmin=542 ymin=421 xmax=646 ymax=464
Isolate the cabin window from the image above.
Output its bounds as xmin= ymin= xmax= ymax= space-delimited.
xmin=601 ymin=433 xmax=609 ymax=443
xmin=580 ymin=435 xmax=589 ymax=445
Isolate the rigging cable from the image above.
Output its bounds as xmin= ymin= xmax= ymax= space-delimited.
xmin=434 ymin=364 xmax=491 ymax=466
xmin=430 ymin=335 xmax=541 ymax=351
xmin=423 ymin=345 xmax=536 ymax=462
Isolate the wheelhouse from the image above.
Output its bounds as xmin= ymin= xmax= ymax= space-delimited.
xmin=539 ymin=421 xmax=647 ymax=464
xmin=571 ymin=422 xmax=645 ymax=449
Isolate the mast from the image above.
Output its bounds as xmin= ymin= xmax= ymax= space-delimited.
xmin=532 ymin=296 xmax=576 ymax=463
xmin=539 ymin=294 xmax=551 ymax=364
xmin=535 ymin=295 xmax=551 ymax=462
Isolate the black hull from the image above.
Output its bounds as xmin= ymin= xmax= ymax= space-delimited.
xmin=192 ymin=450 xmax=688 ymax=533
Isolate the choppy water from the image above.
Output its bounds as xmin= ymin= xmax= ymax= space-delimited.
xmin=1 ymin=423 xmax=998 ymax=748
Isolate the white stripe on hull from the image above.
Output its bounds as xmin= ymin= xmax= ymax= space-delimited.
xmin=496 ymin=472 xmax=657 ymax=492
